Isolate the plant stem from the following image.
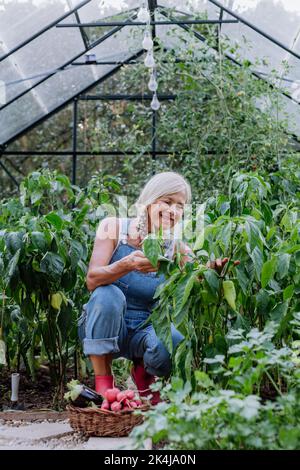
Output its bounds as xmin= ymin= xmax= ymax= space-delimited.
xmin=265 ymin=370 xmax=282 ymax=397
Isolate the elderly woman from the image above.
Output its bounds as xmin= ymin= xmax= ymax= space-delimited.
xmin=78 ymin=171 xmax=194 ymax=404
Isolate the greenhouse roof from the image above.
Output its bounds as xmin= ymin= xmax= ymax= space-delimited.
xmin=0 ymin=0 xmax=300 ymax=150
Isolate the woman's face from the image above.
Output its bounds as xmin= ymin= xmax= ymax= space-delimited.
xmin=148 ymin=191 xmax=186 ymax=232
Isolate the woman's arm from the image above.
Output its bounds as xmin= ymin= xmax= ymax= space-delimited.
xmin=86 ymin=217 xmax=157 ymax=292
xmin=173 ymin=241 xmax=239 ymax=272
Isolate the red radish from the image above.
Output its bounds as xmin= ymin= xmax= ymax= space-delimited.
xmin=105 ymin=388 xmax=120 ymax=403
xmin=116 ymin=391 xmax=127 ymax=402
xmin=135 ymin=399 xmax=142 ymax=407
xmin=101 ymin=400 xmax=110 ymax=410
xmin=125 ymin=390 xmax=135 ymax=400
xmin=122 ymin=406 xmax=130 ymax=411
xmin=110 ymin=401 xmax=122 ymax=412
xmin=129 ymin=401 xmax=138 ymax=409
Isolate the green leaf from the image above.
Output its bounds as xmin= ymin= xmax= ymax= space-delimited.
xmin=256 ymin=289 xmax=271 ymax=318
xmin=57 ymin=303 xmax=73 ymax=344
xmin=0 ymin=259 xmax=4 ymax=280
xmin=45 ymin=212 xmax=64 ymax=231
xmin=261 ymin=257 xmax=277 ymax=288
xmin=143 ymin=236 xmax=162 ymax=267
xmin=5 ymin=249 xmax=21 ymax=286
xmin=223 ymin=280 xmax=237 ymax=310
xmin=74 ymin=204 xmax=89 ymax=226
xmin=279 ymin=428 xmax=299 ymax=450
xmin=61 ymin=270 xmax=77 ymax=291
xmin=56 ymin=174 xmax=72 ymax=189
xmin=194 ymin=371 xmax=214 ymax=389
xmin=283 ymin=285 xmax=294 ymax=301
xmin=271 ymin=301 xmax=289 ymax=323
xmin=266 ymin=226 xmax=277 ymax=242
xmin=245 ymin=219 xmax=264 ymax=251
xmin=40 ymin=252 xmax=65 ymax=281
xmin=261 ymin=202 xmax=273 ymax=225
xmin=182 ymin=273 xmax=195 ymax=308
xmin=0 ymin=339 xmax=7 ymax=365
xmin=30 ymin=191 xmax=43 ymax=205
xmin=184 ymin=348 xmax=193 ymax=382
xmin=235 ymin=266 xmax=249 ymax=295
xmin=173 ymin=297 xmax=192 ymax=328
xmin=5 ymin=231 xmax=24 ymax=254
xmin=30 ymin=231 xmax=48 ymax=252
xmin=193 ymin=230 xmax=204 ymax=251
xmin=286 ymin=245 xmax=300 ymax=255
xmin=203 ymin=269 xmax=220 ymax=298
xmin=277 ymin=253 xmax=291 ymax=279
xmin=250 ymin=246 xmax=263 ymax=280
xmin=219 ymin=221 xmax=232 ymax=252
xmin=151 ymin=304 xmax=173 ymax=354
xmin=170 ymin=376 xmax=184 ymax=392
xmin=70 ymin=240 xmax=84 ymax=270
xmin=275 ymin=302 xmax=293 ymax=340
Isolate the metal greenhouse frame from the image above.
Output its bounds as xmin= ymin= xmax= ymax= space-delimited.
xmin=0 ymin=0 xmax=299 ymax=187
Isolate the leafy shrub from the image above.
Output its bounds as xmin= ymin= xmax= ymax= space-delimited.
xmin=0 ymin=169 xmax=121 ymax=404
xmin=143 ymin=171 xmax=300 ymax=383
xmin=130 ymin=315 xmax=300 ymax=450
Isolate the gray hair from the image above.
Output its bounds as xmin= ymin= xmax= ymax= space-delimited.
xmin=135 ymin=171 xmax=192 ymax=214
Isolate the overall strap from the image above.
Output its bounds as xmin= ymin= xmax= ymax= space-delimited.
xmin=163 ymin=239 xmax=176 ymax=260
xmin=110 ymin=218 xmax=129 ymax=259
xmin=119 ymin=217 xmax=129 ymax=244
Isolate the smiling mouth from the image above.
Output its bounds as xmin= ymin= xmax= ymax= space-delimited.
xmin=160 ymin=213 xmax=174 ymax=221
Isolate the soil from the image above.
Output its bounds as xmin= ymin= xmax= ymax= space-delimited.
xmin=0 ymin=366 xmax=94 ymax=411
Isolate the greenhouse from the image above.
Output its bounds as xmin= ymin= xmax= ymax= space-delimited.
xmin=0 ymin=0 xmax=299 ymax=452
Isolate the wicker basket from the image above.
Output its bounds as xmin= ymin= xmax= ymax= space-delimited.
xmin=67 ymin=403 xmax=150 ymax=437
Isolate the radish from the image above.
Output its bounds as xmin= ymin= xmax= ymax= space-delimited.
xmin=129 ymin=401 xmax=138 ymax=409
xmin=122 ymin=406 xmax=130 ymax=411
xmin=105 ymin=388 xmax=120 ymax=403
xmin=110 ymin=401 xmax=122 ymax=412
xmin=101 ymin=400 xmax=110 ymax=410
xmin=125 ymin=390 xmax=135 ymax=400
xmin=135 ymin=399 xmax=142 ymax=407
xmin=116 ymin=391 xmax=127 ymax=402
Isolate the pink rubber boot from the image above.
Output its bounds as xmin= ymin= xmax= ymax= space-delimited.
xmin=131 ymin=360 xmax=162 ymax=406
xmin=95 ymin=375 xmax=114 ymax=398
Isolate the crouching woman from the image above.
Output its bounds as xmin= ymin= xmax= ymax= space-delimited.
xmin=78 ymin=171 xmax=193 ymax=404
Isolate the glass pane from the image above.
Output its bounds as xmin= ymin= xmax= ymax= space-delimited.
xmin=0 ymin=0 xmax=71 ymax=51
xmin=221 ymin=21 xmax=290 ymax=75
xmin=0 ymin=56 xmax=37 ymax=103
xmin=0 ymin=13 xmax=85 ymax=105
xmin=7 ymin=104 xmax=73 ymax=152
xmin=219 ymin=1 xmax=300 ymax=97
xmin=221 ymin=0 xmax=300 ymax=52
xmin=279 ymin=95 xmax=300 ymax=136
xmin=0 ymin=23 xmax=142 ymax=145
xmin=159 ymin=0 xmax=219 ymax=17
xmin=0 ymin=89 xmax=47 ymax=145
xmin=78 ymin=0 xmax=139 ymax=22
xmin=155 ymin=8 xmax=217 ymax=64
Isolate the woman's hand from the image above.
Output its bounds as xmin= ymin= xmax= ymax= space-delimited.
xmin=126 ymin=250 xmax=159 ymax=273
xmin=206 ymin=257 xmax=240 ymax=274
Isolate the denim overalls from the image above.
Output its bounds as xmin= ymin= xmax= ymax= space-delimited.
xmin=78 ymin=218 xmax=184 ymax=377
